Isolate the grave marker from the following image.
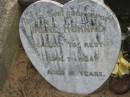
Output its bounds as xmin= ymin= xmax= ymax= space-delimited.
xmin=19 ymin=0 xmax=121 ymax=94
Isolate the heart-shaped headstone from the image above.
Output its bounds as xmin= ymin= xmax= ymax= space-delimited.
xmin=19 ymin=0 xmax=121 ymax=94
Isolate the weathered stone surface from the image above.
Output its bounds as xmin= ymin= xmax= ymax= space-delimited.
xmin=18 ymin=0 xmax=104 ymax=10
xmin=18 ymin=0 xmax=105 ymax=11
xmin=18 ymin=0 xmax=130 ymax=22
xmin=0 ymin=0 xmax=20 ymax=86
xmin=0 ymin=49 xmax=128 ymax=97
xmin=18 ymin=0 xmax=70 ymax=11
xmin=19 ymin=0 xmax=121 ymax=94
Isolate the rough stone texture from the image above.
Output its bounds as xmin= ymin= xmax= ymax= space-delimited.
xmin=0 ymin=0 xmax=130 ymax=96
xmin=1 ymin=48 xmax=130 ymax=97
xmin=0 ymin=0 xmax=128 ymax=96
xmin=0 ymin=0 xmax=21 ymax=86
xmin=19 ymin=0 xmax=121 ymax=94
xmin=18 ymin=0 xmax=130 ymax=22
xmin=18 ymin=0 xmax=70 ymax=11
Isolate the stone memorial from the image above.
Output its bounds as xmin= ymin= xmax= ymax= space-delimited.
xmin=19 ymin=0 xmax=121 ymax=94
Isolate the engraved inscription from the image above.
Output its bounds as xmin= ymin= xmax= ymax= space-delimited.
xmin=27 ymin=6 xmax=106 ymax=77
xmin=19 ymin=0 xmax=121 ymax=94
